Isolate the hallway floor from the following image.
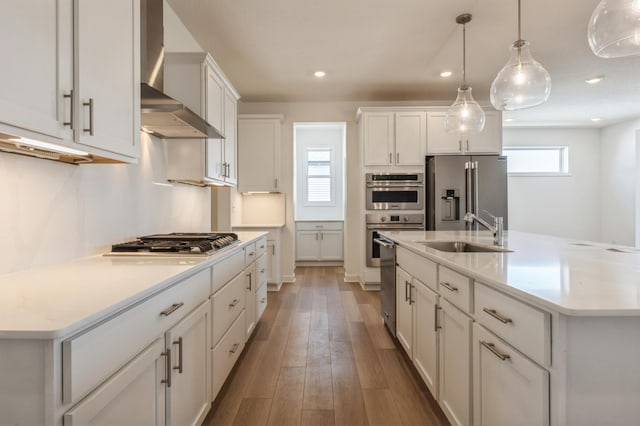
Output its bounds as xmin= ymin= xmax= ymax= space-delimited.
xmin=203 ymin=266 xmax=448 ymax=426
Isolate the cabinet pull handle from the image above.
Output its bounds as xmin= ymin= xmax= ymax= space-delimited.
xmin=248 ymin=251 xmax=255 ymax=257
xmin=396 ymin=152 xmax=399 ymax=163
xmin=316 ymin=233 xmax=318 ymax=241
xmin=274 ymin=178 xmax=278 ymax=188
xmin=160 ymin=302 xmax=184 ymax=316
xmin=229 ymin=298 xmax=240 ymax=308
xmin=389 ymin=152 xmax=392 ymax=164
xmin=272 ymin=245 xmax=275 ymax=255
xmin=173 ymin=337 xmax=183 ymax=374
xmin=405 ymin=280 xmax=410 ymax=302
xmin=481 ymin=341 xmax=511 ymax=361
xmin=320 ymin=232 xmax=324 ymax=240
xmin=63 ymin=90 xmax=74 ymax=129
xmin=83 ymin=98 xmax=94 ymax=135
xmin=247 ymin=273 xmax=252 ymax=291
xmin=482 ymin=308 xmax=513 ymax=324
xmin=229 ymin=343 xmax=240 ymax=354
xmin=261 ymin=297 xmax=266 ymax=303
xmin=466 ymin=139 xmax=470 ymax=151
xmin=440 ymin=281 xmax=458 ymax=293
xmin=434 ymin=305 xmax=442 ymax=331
xmin=161 ymin=349 xmax=172 ymax=387
xmin=260 ymin=244 xmax=265 ymax=249
xmin=260 ymin=268 xmax=265 ymax=273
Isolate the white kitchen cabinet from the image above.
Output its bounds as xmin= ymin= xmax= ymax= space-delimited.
xmin=413 ymin=279 xmax=439 ymax=398
xmin=473 ymin=323 xmax=549 ymax=426
xmin=0 ymin=0 xmax=140 ymax=163
xmin=426 ymin=110 xmax=502 ymax=155
xmin=360 ymin=109 xmax=426 ymax=166
xmin=165 ymin=301 xmax=210 ymax=426
xmin=164 ymin=52 xmax=240 ymax=185
xmin=238 ymin=114 xmax=283 ymax=192
xmin=395 ymin=266 xmax=414 ymax=356
xmin=439 ymin=298 xmax=472 ymax=426
xmin=295 ymin=222 xmax=343 ymax=262
xmin=64 ymin=339 xmax=166 ymax=426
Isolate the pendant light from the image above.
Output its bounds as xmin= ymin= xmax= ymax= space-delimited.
xmin=588 ymin=0 xmax=640 ymax=58
xmin=490 ymin=0 xmax=551 ymax=111
xmin=444 ymin=14 xmax=485 ymax=136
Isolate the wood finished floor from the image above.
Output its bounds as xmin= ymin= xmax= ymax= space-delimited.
xmin=203 ymin=266 xmax=449 ymax=426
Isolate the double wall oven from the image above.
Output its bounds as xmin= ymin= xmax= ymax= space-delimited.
xmin=365 ymin=172 xmax=424 ymax=267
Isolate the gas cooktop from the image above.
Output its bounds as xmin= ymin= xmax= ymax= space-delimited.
xmin=106 ymin=232 xmax=239 ymax=256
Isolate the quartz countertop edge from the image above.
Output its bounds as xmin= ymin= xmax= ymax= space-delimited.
xmin=232 ymin=223 xmax=286 ymax=228
xmin=379 ymin=230 xmax=640 ymax=317
xmin=0 ymin=231 xmax=267 ymax=340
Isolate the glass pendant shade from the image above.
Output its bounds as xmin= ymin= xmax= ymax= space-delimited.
xmin=490 ymin=40 xmax=551 ymax=111
xmin=445 ymin=86 xmax=485 ymax=135
xmin=588 ymin=0 xmax=640 ymax=58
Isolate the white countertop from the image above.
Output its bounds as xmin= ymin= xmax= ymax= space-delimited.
xmin=233 ymin=223 xmax=285 ymax=228
xmin=380 ymin=230 xmax=640 ymax=317
xmin=0 ymin=232 xmax=266 ymax=339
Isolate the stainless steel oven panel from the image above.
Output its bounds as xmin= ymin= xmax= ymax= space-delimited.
xmin=366 ymin=186 xmax=424 ymax=210
xmin=366 ymin=172 xmax=424 ymax=185
xmin=366 ymin=223 xmax=423 ymax=267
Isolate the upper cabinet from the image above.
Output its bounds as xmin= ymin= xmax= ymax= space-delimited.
xmin=360 ymin=109 xmax=426 ymax=167
xmin=0 ymin=0 xmax=140 ymax=163
xmin=237 ymin=115 xmax=283 ymax=192
xmin=426 ymin=110 xmax=502 ymax=155
xmin=164 ymin=52 xmax=240 ymax=185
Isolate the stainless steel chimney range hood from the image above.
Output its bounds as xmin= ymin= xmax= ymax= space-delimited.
xmin=139 ymin=0 xmax=224 ymax=140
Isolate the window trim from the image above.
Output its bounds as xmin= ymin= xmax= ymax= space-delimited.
xmin=303 ymin=147 xmax=336 ymax=206
xmin=503 ymin=145 xmax=571 ymax=177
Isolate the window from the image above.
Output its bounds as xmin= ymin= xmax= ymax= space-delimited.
xmin=503 ymin=146 xmax=569 ymax=175
xmin=305 ymin=148 xmax=333 ymax=204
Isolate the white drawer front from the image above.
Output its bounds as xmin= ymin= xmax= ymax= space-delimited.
xmin=212 ymin=272 xmax=246 ymax=346
xmin=255 ymin=237 xmax=267 ymax=258
xmin=296 ymin=221 xmax=343 ymax=231
xmin=212 ymin=249 xmax=245 ymax=294
xmin=475 ymin=282 xmax=551 ymax=366
xmin=397 ymin=247 xmax=437 ymax=291
xmin=438 ymin=266 xmax=472 ymax=313
xmin=62 ymin=268 xmax=210 ymax=404
xmin=212 ymin=310 xmax=245 ymax=399
xmin=256 ymin=282 xmax=267 ymax=321
xmin=244 ymin=242 xmax=257 ymax=266
xmin=257 ymin=254 xmax=267 ymax=287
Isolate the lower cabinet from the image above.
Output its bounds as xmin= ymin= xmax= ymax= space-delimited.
xmin=395 ymin=266 xmax=414 ymax=356
xmin=473 ymin=323 xmax=549 ymax=426
xmin=212 ymin=311 xmax=246 ymax=398
xmin=295 ymin=221 xmax=344 ymax=262
xmin=413 ymin=279 xmax=439 ymax=399
xmin=244 ymin=262 xmax=258 ymax=340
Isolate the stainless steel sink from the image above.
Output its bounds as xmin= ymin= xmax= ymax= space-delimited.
xmin=418 ymin=241 xmax=512 ymax=253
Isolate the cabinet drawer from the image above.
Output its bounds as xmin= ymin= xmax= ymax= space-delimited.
xmin=62 ymin=268 xmax=210 ymax=404
xmin=212 ymin=310 xmax=245 ymax=399
xmin=212 ymin=249 xmax=245 ymax=294
xmin=475 ymin=282 xmax=551 ymax=366
xmin=397 ymin=247 xmax=437 ymax=291
xmin=212 ymin=272 xmax=246 ymax=346
xmin=256 ymin=282 xmax=268 ymax=321
xmin=438 ymin=266 xmax=472 ymax=313
xmin=244 ymin=242 xmax=257 ymax=266
xmin=255 ymin=237 xmax=267 ymax=258
xmin=296 ymin=221 xmax=343 ymax=231
xmin=257 ymin=254 xmax=267 ymax=287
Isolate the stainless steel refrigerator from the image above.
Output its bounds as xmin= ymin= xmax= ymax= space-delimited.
xmin=425 ymin=155 xmax=508 ymax=231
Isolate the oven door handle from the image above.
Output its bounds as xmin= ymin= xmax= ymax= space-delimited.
xmin=374 ymin=238 xmax=396 ymax=248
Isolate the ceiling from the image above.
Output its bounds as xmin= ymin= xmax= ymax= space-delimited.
xmin=167 ymin=0 xmax=640 ymax=128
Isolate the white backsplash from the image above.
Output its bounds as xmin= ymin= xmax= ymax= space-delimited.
xmin=0 ymin=133 xmax=210 ymax=275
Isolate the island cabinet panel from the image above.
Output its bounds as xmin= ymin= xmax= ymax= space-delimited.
xmin=475 ymin=281 xmax=551 ymax=367
xmin=413 ymin=278 xmax=439 ymax=398
xmin=396 ymin=266 xmax=414 ymax=356
xmin=396 ymin=247 xmax=437 ymax=291
xmin=473 ymin=323 xmax=549 ymax=426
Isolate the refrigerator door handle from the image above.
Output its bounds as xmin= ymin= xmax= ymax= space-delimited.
xmin=465 ymin=161 xmax=473 ymax=229
xmin=472 ymin=161 xmax=479 ymax=215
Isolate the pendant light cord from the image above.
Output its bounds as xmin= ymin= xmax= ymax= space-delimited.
xmin=462 ymin=22 xmax=467 ymax=87
xmin=518 ymin=0 xmax=522 ymax=41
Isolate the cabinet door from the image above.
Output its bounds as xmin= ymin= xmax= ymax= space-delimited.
xmin=238 ymin=118 xmax=281 ymax=192
xmin=426 ymin=111 xmax=463 ymax=154
xmin=64 ymin=339 xmax=166 ymax=426
xmin=467 ymin=111 xmax=502 ymax=154
xmin=74 ymin=0 xmax=139 ymax=158
xmin=267 ymin=241 xmax=276 ymax=283
xmin=295 ymin=231 xmax=320 ymax=261
xmin=205 ymin=138 xmax=225 ymax=181
xmin=395 ymin=111 xmax=426 ymax=165
xmin=319 ymin=230 xmax=344 ymax=261
xmin=473 ymin=324 xmax=549 ymax=426
xmin=223 ymin=90 xmax=238 ymax=184
xmin=395 ymin=267 xmax=413 ymax=357
xmin=413 ymin=280 xmax=439 ymax=398
xmin=439 ymin=299 xmax=472 ymax=426
xmin=166 ymin=301 xmax=210 ymax=426
xmin=205 ymin=66 xmax=224 ymax=133
xmin=0 ymin=1 xmax=71 ymax=142
xmin=363 ymin=112 xmax=394 ymax=166
xmin=244 ymin=265 xmax=257 ymax=340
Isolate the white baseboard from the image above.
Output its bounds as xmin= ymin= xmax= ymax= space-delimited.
xmin=281 ymin=274 xmax=296 ymax=283
xmin=267 ymin=281 xmax=283 ymax=292
xmin=361 ymin=282 xmax=381 ymax=291
xmin=344 ymin=273 xmax=360 ymax=283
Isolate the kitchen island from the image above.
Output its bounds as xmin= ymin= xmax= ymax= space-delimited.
xmin=0 ymin=231 xmax=267 ymax=426
xmin=379 ymin=229 xmax=640 ymax=426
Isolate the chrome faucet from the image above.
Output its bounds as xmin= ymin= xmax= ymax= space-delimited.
xmin=464 ymin=211 xmax=504 ymax=246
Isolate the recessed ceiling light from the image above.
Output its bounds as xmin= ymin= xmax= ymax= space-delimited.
xmin=585 ymin=76 xmax=604 ymax=84
xmin=314 ymin=71 xmax=326 ymax=78
xmin=591 ymin=117 xmax=602 ymax=122
xmin=440 ymin=71 xmax=453 ymax=78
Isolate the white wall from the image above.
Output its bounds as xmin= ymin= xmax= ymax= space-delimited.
xmin=0 ymin=134 xmax=210 ymax=275
xmin=599 ymin=118 xmax=640 ymax=246
xmin=504 ymin=128 xmax=601 ymax=241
